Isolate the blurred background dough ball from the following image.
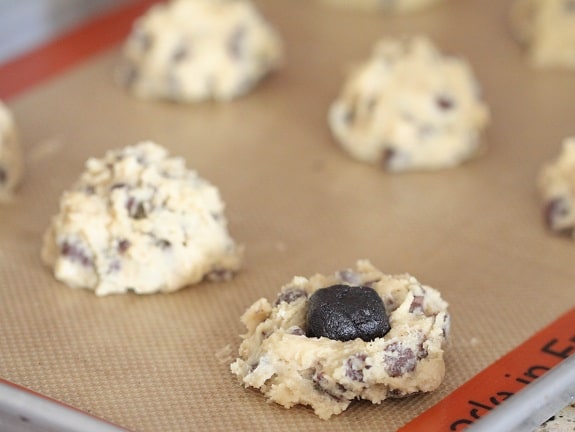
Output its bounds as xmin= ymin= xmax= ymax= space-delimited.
xmin=0 ymin=100 xmax=23 ymax=202
xmin=117 ymin=0 xmax=283 ymax=102
xmin=510 ymin=0 xmax=575 ymax=69
xmin=328 ymin=36 xmax=490 ymax=172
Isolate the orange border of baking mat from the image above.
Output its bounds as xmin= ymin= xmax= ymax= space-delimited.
xmin=0 ymin=0 xmax=162 ymax=101
xmin=399 ymin=306 xmax=575 ymax=431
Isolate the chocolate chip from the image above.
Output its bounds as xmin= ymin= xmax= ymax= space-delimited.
xmin=118 ymin=239 xmax=131 ymax=254
xmin=366 ymin=96 xmax=378 ymax=113
xmin=127 ymin=198 xmax=147 ymax=219
xmin=274 ymin=287 xmax=307 ymax=306
xmin=418 ymin=341 xmax=429 ymax=359
xmin=436 ymin=95 xmax=455 ymax=111
xmin=108 ymin=259 xmax=122 ymax=273
xmin=345 ymin=353 xmax=369 ymax=382
xmin=171 ymin=43 xmax=190 ymax=63
xmin=84 ymin=185 xmax=96 ymax=195
xmin=156 ymin=239 xmax=171 ymax=249
xmin=384 ymin=342 xmax=417 ymax=377
xmin=111 ymin=183 xmax=127 ymax=190
xmin=409 ymin=295 xmax=425 ymax=314
xmin=381 ymin=146 xmax=411 ymax=171
xmin=442 ymin=314 xmax=451 ymax=339
xmin=305 ymin=285 xmax=390 ymax=342
xmin=227 ymin=25 xmax=247 ymax=60
xmin=60 ymin=241 xmax=93 ymax=267
xmin=343 ymin=106 xmax=356 ymax=125
xmin=249 ymin=361 xmax=259 ymax=372
xmin=119 ymin=64 xmax=139 ymax=87
xmin=133 ymin=30 xmax=153 ymax=52
xmin=205 ymin=268 xmax=234 ymax=282
xmin=384 ymin=297 xmax=396 ymax=310
xmin=544 ymin=197 xmax=573 ymax=235
xmin=135 ymin=203 xmax=147 ymax=219
xmin=381 ymin=147 xmax=397 ymax=170
xmin=0 ymin=166 xmax=7 ymax=184
xmin=312 ymin=369 xmax=345 ymax=401
xmin=287 ymin=326 xmax=305 ymax=336
xmin=336 ymin=269 xmax=362 ymax=285
xmin=387 ymin=388 xmax=408 ymax=398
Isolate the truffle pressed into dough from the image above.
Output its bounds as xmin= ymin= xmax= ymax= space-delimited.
xmin=231 ymin=260 xmax=450 ymax=419
xmin=42 ymin=141 xmax=242 ymax=296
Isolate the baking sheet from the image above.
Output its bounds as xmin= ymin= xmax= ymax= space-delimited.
xmin=1 ymin=0 xmax=574 ymax=430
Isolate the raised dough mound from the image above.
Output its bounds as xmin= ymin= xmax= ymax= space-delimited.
xmin=231 ymin=260 xmax=450 ymax=419
xmin=42 ymin=141 xmax=242 ymax=296
xmin=328 ymin=36 xmax=490 ymax=172
xmin=538 ymin=137 xmax=575 ymax=236
xmin=0 ymin=101 xmax=23 ymax=202
xmin=510 ymin=0 xmax=575 ymax=69
xmin=118 ymin=0 xmax=283 ymax=102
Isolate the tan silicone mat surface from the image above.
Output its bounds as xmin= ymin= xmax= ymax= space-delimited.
xmin=1 ymin=0 xmax=574 ymax=430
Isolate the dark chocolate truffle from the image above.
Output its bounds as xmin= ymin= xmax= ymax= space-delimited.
xmin=306 ymin=284 xmax=390 ymax=342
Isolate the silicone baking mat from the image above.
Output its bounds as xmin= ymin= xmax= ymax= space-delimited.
xmin=1 ymin=0 xmax=574 ymax=430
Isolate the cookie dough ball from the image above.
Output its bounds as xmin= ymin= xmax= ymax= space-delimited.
xmin=118 ymin=0 xmax=283 ymax=102
xmin=41 ymin=141 xmax=242 ymax=296
xmin=319 ymin=0 xmax=444 ymax=14
xmin=0 ymin=101 xmax=23 ymax=202
xmin=510 ymin=0 xmax=575 ymax=69
xmin=328 ymin=36 xmax=490 ymax=172
xmin=538 ymin=137 xmax=575 ymax=236
xmin=230 ymin=260 xmax=450 ymax=419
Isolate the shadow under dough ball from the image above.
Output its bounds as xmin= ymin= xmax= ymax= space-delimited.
xmin=305 ymin=285 xmax=390 ymax=342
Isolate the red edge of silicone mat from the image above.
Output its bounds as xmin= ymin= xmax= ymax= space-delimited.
xmin=400 ymin=306 xmax=575 ymax=431
xmin=0 ymin=0 xmax=162 ymax=101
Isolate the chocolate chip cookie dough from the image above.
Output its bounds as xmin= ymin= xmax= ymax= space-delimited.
xmin=538 ymin=137 xmax=575 ymax=236
xmin=510 ymin=0 xmax=575 ymax=69
xmin=41 ymin=141 xmax=242 ymax=296
xmin=0 ymin=101 xmax=23 ymax=202
xmin=328 ymin=36 xmax=490 ymax=172
xmin=319 ymin=0 xmax=445 ymax=14
xmin=117 ymin=0 xmax=283 ymax=102
xmin=230 ymin=260 xmax=450 ymax=419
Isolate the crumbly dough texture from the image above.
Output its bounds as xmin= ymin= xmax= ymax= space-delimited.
xmin=118 ymin=0 xmax=283 ymax=102
xmin=41 ymin=141 xmax=242 ymax=296
xmin=319 ymin=0 xmax=444 ymax=14
xmin=0 ymin=101 xmax=23 ymax=202
xmin=510 ymin=0 xmax=575 ymax=69
xmin=328 ymin=36 xmax=490 ymax=172
xmin=538 ymin=137 xmax=575 ymax=236
xmin=230 ymin=260 xmax=450 ymax=419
